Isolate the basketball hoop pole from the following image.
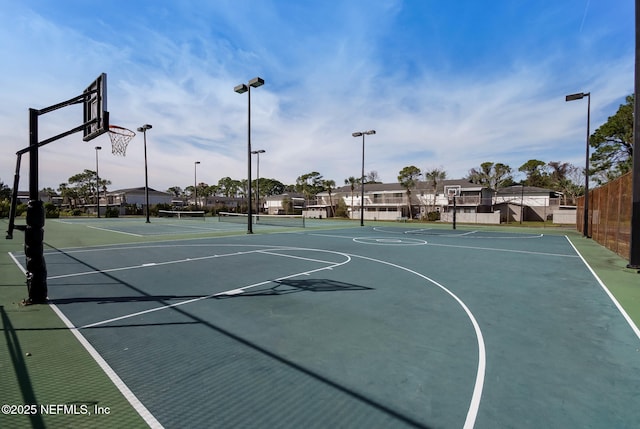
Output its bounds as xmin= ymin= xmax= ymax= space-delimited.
xmin=23 ymin=107 xmax=48 ymax=304
xmin=10 ymin=76 xmax=109 ymax=304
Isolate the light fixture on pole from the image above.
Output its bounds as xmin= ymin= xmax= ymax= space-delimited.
xmin=352 ymin=130 xmax=376 ymax=227
xmin=565 ymin=92 xmax=591 ymax=237
xmin=194 ymin=161 xmax=201 ymax=209
xmin=234 ymin=76 xmax=265 ymax=234
xmin=251 ymin=149 xmax=266 ymax=217
xmin=95 ymin=146 xmax=102 ymax=218
xmin=136 ymin=124 xmax=152 ymax=223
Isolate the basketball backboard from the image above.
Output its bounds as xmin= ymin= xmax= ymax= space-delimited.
xmin=83 ymin=73 xmax=109 ymax=141
xmin=444 ymin=185 xmax=461 ymax=197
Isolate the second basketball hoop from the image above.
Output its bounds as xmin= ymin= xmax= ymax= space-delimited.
xmin=108 ymin=125 xmax=136 ymax=156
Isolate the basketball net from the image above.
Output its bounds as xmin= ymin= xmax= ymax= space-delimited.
xmin=108 ymin=125 xmax=135 ymax=156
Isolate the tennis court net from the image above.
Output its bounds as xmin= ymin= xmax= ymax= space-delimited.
xmin=218 ymin=212 xmax=305 ymax=228
xmin=158 ymin=210 xmax=206 ymax=220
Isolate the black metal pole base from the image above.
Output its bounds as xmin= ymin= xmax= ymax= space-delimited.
xmin=24 ymin=200 xmax=48 ymax=304
xmin=625 ymin=263 xmax=640 ymax=273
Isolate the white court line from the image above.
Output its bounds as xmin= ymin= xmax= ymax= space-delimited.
xmin=33 ymin=242 xmax=283 ymax=258
xmin=79 ymin=250 xmax=351 ymax=329
xmin=303 ymin=232 xmax=354 ymax=240
xmin=372 ymin=226 xmax=544 ymax=239
xmin=405 ymin=228 xmax=478 ymax=236
xmin=348 ymin=253 xmax=485 ymax=429
xmin=307 ymin=232 xmax=576 ymax=258
xmin=49 ymin=304 xmax=164 ymax=428
xmin=257 ymin=249 xmax=340 ymax=265
xmin=9 ymin=252 xmax=25 ymax=274
xmin=165 ymin=223 xmax=222 ymax=231
xmin=87 ymin=225 xmax=143 ymax=237
xmin=454 ymin=230 xmax=479 ymax=236
xmin=7 ymin=252 xmax=163 ymax=428
xmin=47 ymin=248 xmax=279 ymax=280
xmin=425 ymin=242 xmax=578 ymax=258
xmin=10 ymin=243 xmax=483 ymax=427
xmin=565 ymin=237 xmax=640 ymax=340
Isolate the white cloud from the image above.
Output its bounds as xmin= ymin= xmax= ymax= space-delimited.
xmin=0 ymin=1 xmax=634 ymax=194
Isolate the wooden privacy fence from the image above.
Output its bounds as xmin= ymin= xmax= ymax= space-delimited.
xmin=577 ymin=172 xmax=632 ymax=259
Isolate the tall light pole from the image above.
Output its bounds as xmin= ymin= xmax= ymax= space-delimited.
xmin=565 ymin=92 xmax=591 ymax=237
xmin=95 ymin=146 xmax=102 ymax=218
xmin=251 ymin=149 xmax=266 ymax=217
xmin=194 ymin=161 xmax=200 ymax=209
xmin=137 ymin=124 xmax=152 ymax=223
xmin=352 ymin=130 xmax=376 ymax=226
xmin=234 ymin=76 xmax=265 ymax=234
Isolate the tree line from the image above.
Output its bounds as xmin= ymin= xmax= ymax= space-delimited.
xmin=0 ymin=93 xmax=633 ymax=213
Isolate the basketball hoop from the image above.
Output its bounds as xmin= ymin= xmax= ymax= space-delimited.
xmin=108 ymin=125 xmax=135 ymax=156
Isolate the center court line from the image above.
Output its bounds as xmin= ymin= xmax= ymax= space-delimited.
xmin=77 ymin=250 xmax=352 ymax=329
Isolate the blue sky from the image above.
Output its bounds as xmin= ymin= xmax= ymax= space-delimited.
xmin=0 ymin=0 xmax=634 ymax=192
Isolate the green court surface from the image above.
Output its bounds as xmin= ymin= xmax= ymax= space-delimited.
xmin=1 ymin=217 xmax=639 ymax=428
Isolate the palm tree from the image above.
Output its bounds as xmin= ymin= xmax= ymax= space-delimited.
xmin=322 ymin=179 xmax=336 ymax=217
xmin=397 ymin=166 xmax=421 ymax=218
xmin=344 ymin=176 xmax=360 ymax=219
xmin=41 ymin=187 xmax=57 ymax=203
xmin=167 ymin=186 xmax=183 ymax=198
xmin=58 ymin=183 xmax=75 ymax=208
xmin=217 ymin=177 xmax=241 ymax=198
xmin=424 ymin=168 xmax=446 ymax=212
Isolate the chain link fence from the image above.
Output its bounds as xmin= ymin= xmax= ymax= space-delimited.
xmin=577 ymin=172 xmax=632 ymax=259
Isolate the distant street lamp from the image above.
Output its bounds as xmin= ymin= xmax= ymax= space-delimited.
xmin=352 ymin=130 xmax=376 ymax=226
xmin=565 ymin=92 xmax=591 ymax=237
xmin=95 ymin=146 xmax=102 ymax=218
xmin=234 ymin=77 xmax=265 ymax=234
xmin=251 ymin=149 xmax=266 ymax=216
xmin=137 ymin=124 xmax=152 ymax=223
xmin=194 ymin=161 xmax=201 ymax=209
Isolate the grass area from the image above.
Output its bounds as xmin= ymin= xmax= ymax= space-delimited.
xmin=0 ymin=219 xmax=148 ymax=428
